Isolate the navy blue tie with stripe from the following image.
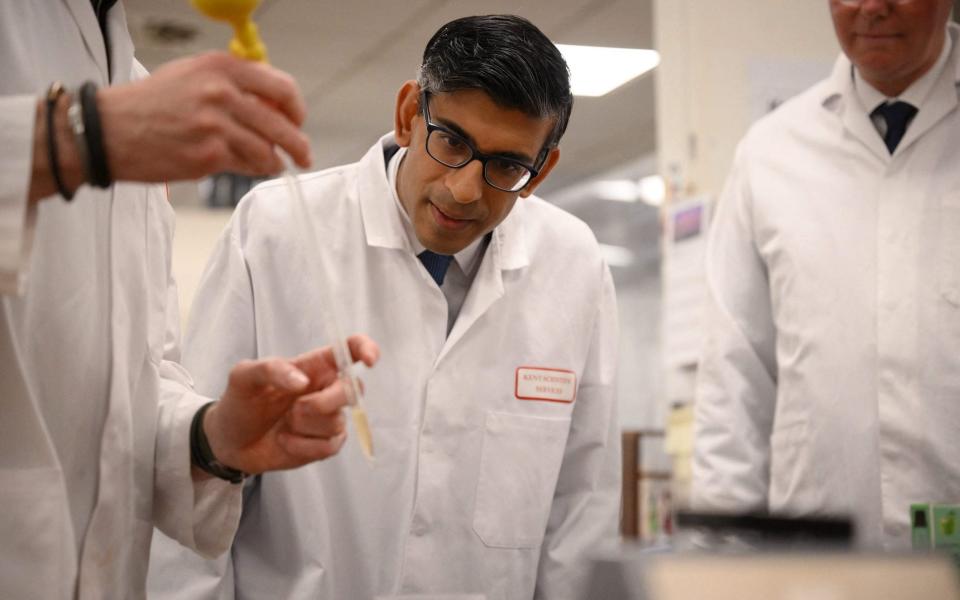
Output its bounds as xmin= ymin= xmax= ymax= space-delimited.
xmin=418 ymin=250 xmax=454 ymax=286
xmin=871 ymin=101 xmax=918 ymax=154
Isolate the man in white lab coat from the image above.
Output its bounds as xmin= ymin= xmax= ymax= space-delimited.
xmin=693 ymin=0 xmax=960 ymax=549
xmin=1 ymin=3 xmax=378 ymax=599
xmin=149 ymin=14 xmax=621 ymax=600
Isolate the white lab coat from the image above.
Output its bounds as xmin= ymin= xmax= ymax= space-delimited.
xmin=692 ymin=24 xmax=960 ymax=549
xmin=0 ymin=3 xmax=240 ymax=598
xmin=148 ymin=135 xmax=621 ymax=600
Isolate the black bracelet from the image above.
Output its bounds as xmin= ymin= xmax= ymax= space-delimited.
xmin=190 ymin=402 xmax=247 ymax=484
xmin=78 ymin=81 xmax=113 ymax=188
xmin=67 ymin=94 xmax=93 ymax=185
xmin=45 ymin=82 xmax=74 ymax=201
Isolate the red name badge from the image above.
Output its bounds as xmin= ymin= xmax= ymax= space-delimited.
xmin=515 ymin=367 xmax=577 ymax=403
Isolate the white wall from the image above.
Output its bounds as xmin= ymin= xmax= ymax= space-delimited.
xmin=168 ymin=181 xmax=231 ymax=329
xmin=654 ymin=0 xmax=840 ymax=197
xmin=615 ymin=277 xmax=664 ymax=428
xmin=543 ymin=154 xmax=664 ymax=431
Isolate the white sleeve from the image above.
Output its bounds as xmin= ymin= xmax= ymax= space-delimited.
xmin=691 ymin=141 xmax=778 ymax=513
xmin=148 ymin=491 xmax=237 ymax=600
xmin=0 ymin=95 xmax=39 ymax=295
xmin=149 ymin=209 xmax=257 ymax=597
xmin=535 ymin=264 xmax=621 ymax=600
xmin=151 ymin=288 xmax=243 ymax=559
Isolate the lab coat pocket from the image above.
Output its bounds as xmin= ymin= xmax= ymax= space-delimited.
xmin=473 ymin=411 xmax=571 ymax=549
xmin=939 ymin=193 xmax=960 ymax=307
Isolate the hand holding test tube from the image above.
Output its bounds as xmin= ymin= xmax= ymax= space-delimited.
xmin=191 ymin=0 xmax=375 ymax=460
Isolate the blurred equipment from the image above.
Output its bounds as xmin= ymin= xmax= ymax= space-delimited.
xmin=583 ymin=550 xmax=960 ymax=600
xmin=202 ymin=172 xmax=264 ymax=208
xmin=913 ymin=503 xmax=960 ymax=571
xmin=673 ymin=511 xmax=854 ymax=551
xmin=621 ymin=429 xmax=671 ymax=540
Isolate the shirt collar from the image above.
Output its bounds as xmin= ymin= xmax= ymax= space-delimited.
xmin=386 ymin=145 xmax=486 ymax=274
xmin=853 ymin=26 xmax=953 ymax=113
xmin=358 ymin=133 xmax=528 ymax=271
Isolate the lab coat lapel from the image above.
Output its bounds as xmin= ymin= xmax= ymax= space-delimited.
xmin=894 ymin=32 xmax=960 ymax=157
xmin=358 ymin=135 xmax=408 ymax=251
xmin=74 ymin=3 xmax=139 ymax=585
xmin=62 ymin=0 xmax=109 ymax=83
xmin=107 ymin=2 xmax=134 ymax=84
xmin=438 ymin=201 xmax=529 ymax=364
xmin=827 ymin=58 xmax=890 ymax=163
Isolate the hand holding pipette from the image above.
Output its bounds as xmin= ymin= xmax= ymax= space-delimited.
xmin=192 ymin=0 xmax=376 ymax=460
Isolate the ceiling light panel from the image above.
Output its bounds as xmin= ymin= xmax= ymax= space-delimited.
xmin=556 ymin=44 xmax=660 ymax=97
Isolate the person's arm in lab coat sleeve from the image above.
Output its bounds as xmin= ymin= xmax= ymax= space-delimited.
xmin=149 ymin=212 xmax=257 ymax=599
xmin=0 ymin=52 xmax=312 ymax=296
xmin=535 ymin=264 xmax=621 ymax=600
xmin=0 ymin=94 xmax=40 ymax=295
xmin=691 ymin=140 xmax=778 ymax=513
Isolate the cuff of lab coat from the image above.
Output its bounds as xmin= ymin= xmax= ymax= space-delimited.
xmin=0 ymin=96 xmax=39 ymax=296
xmin=154 ymin=392 xmax=242 ymax=559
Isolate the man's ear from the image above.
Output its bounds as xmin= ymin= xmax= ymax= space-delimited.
xmin=519 ymin=146 xmax=561 ymax=198
xmin=394 ymin=80 xmax=421 ymax=148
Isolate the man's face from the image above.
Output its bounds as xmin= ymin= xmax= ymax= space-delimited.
xmin=829 ymin=0 xmax=952 ymax=96
xmin=394 ymin=83 xmax=560 ymax=255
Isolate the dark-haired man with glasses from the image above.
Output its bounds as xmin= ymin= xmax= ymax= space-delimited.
xmin=149 ymin=14 xmax=620 ymax=600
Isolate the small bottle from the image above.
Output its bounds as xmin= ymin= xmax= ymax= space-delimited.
xmin=911 ymin=504 xmax=931 ymax=550
xmin=660 ymin=489 xmax=674 ymax=539
xmin=647 ymin=488 xmax=660 ymax=542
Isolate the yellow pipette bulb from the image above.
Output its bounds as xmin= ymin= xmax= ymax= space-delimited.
xmin=191 ymin=0 xmax=267 ymax=61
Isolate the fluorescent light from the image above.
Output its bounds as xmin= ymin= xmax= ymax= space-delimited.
xmin=593 ymin=180 xmax=640 ymax=203
xmin=637 ymin=175 xmax=665 ymax=207
xmin=598 ymin=244 xmax=635 ymax=268
xmin=590 ymin=176 xmax=665 ymax=206
xmin=556 ymin=44 xmax=660 ymax=97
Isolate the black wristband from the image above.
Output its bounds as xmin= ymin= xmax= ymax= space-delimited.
xmin=67 ymin=94 xmax=93 ymax=184
xmin=190 ymin=402 xmax=247 ymax=484
xmin=78 ymin=81 xmax=113 ymax=188
xmin=45 ymin=82 xmax=74 ymax=201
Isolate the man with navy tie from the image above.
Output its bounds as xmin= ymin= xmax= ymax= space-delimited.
xmin=693 ymin=0 xmax=960 ymax=549
xmin=149 ymin=15 xmax=620 ymax=600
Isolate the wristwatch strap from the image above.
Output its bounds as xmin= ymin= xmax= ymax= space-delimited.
xmin=190 ymin=402 xmax=247 ymax=484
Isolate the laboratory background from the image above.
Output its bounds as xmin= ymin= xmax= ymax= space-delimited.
xmin=112 ymin=0 xmax=960 ymax=596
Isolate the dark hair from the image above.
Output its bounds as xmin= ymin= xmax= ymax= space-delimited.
xmin=417 ymin=15 xmax=573 ymax=160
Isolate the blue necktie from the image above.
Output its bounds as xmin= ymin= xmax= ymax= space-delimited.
xmin=418 ymin=250 xmax=454 ymax=286
xmin=871 ymin=101 xmax=918 ymax=154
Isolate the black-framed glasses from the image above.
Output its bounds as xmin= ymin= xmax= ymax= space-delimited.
xmin=420 ymin=91 xmax=540 ymax=193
